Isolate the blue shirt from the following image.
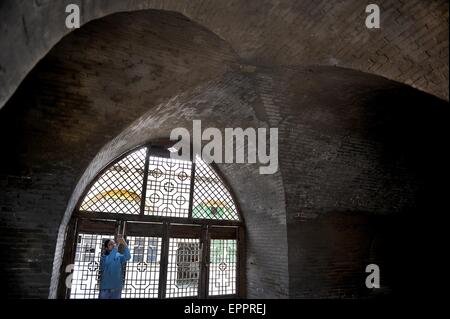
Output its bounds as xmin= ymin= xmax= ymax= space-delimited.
xmin=99 ymin=247 xmax=131 ymax=290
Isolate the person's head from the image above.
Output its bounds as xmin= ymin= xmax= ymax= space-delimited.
xmin=103 ymin=239 xmax=116 ymax=254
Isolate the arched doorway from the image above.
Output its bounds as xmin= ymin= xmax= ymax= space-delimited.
xmin=58 ymin=142 xmax=245 ymax=299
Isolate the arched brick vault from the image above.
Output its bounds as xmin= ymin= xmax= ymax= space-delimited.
xmin=0 ymin=0 xmax=448 ymax=109
xmin=49 ymin=71 xmax=291 ymax=299
xmin=0 ymin=9 xmax=289 ymax=298
xmin=0 ymin=8 xmax=448 ymax=299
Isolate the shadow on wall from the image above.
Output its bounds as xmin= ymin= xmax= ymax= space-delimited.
xmin=285 ymin=81 xmax=449 ymax=298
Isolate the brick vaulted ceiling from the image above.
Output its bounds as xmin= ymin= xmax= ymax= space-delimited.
xmin=0 ymin=3 xmax=448 ymax=299
xmin=0 ymin=0 xmax=448 ymax=109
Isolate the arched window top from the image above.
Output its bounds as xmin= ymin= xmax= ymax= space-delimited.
xmin=79 ymin=145 xmax=241 ymax=223
xmin=80 ymin=147 xmax=147 ymax=214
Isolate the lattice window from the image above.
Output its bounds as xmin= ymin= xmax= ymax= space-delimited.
xmin=166 ymin=238 xmax=200 ymax=298
xmin=122 ymin=236 xmax=162 ymax=299
xmin=78 ymin=147 xmax=240 ymax=222
xmin=80 ymin=148 xmax=147 ymax=214
xmin=144 ymin=156 xmax=192 ymax=218
xmin=70 ymin=233 xmax=113 ymax=299
xmin=192 ymin=155 xmax=239 ymax=221
xmin=208 ymin=239 xmax=237 ymax=296
xmin=68 ymin=145 xmax=243 ymax=299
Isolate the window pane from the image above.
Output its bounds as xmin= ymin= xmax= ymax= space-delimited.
xmin=70 ymin=233 xmax=113 ymax=299
xmin=122 ymin=236 xmax=162 ymax=299
xmin=144 ymin=156 xmax=192 ymax=218
xmin=165 ymin=238 xmax=200 ymax=298
xmin=208 ymin=239 xmax=237 ymax=296
xmin=80 ymin=148 xmax=147 ymax=214
xmin=192 ymin=155 xmax=239 ymax=221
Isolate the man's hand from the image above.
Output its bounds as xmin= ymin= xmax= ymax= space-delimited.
xmin=117 ymin=235 xmax=128 ymax=247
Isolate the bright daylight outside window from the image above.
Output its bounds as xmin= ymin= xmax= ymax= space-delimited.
xmin=63 ymin=144 xmax=243 ymax=299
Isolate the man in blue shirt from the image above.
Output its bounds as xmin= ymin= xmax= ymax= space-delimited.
xmin=98 ymin=235 xmax=131 ymax=299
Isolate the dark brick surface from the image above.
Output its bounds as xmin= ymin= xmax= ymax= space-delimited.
xmin=0 ymin=0 xmax=448 ymax=108
xmin=0 ymin=6 xmax=448 ymax=299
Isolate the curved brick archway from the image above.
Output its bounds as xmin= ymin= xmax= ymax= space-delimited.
xmin=0 ymin=0 xmax=448 ymax=111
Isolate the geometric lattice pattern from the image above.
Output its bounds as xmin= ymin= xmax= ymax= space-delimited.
xmin=69 ymin=233 xmax=113 ymax=299
xmin=79 ymin=147 xmax=239 ymax=221
xmin=72 ymin=147 xmax=242 ymax=299
xmin=122 ymin=236 xmax=162 ymax=298
xmin=80 ymin=147 xmax=147 ymax=214
xmin=144 ymin=156 xmax=192 ymax=218
xmin=192 ymin=155 xmax=239 ymax=221
xmin=69 ymin=235 xmax=238 ymax=299
xmin=166 ymin=238 xmax=200 ymax=298
xmin=208 ymin=239 xmax=237 ymax=296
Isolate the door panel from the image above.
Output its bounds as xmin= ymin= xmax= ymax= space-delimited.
xmin=165 ymin=238 xmax=201 ymax=298
xmin=69 ymin=233 xmax=114 ymax=299
xmin=122 ymin=235 xmax=162 ymax=298
xmin=208 ymin=239 xmax=238 ymax=296
xmin=66 ymin=219 xmax=241 ymax=299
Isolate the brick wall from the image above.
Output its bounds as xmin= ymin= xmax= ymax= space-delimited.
xmin=0 ymin=0 xmax=448 ymax=110
xmin=0 ymin=10 xmax=240 ymax=298
xmin=47 ymin=71 xmax=291 ymax=299
xmin=253 ymin=66 xmax=448 ymax=298
xmin=0 ymin=8 xmax=448 ymax=299
xmin=0 ymin=11 xmax=291 ymax=298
